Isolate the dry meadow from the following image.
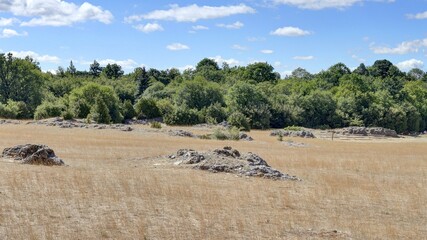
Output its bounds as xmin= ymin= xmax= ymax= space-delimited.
xmin=0 ymin=124 xmax=426 ymax=239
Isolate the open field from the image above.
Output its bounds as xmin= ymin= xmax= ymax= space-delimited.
xmin=0 ymin=124 xmax=426 ymax=239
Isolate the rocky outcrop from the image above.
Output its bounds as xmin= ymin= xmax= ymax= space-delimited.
xmin=339 ymin=127 xmax=398 ymax=137
xmin=270 ymin=129 xmax=315 ymax=138
xmin=2 ymin=144 xmax=64 ymax=166
xmin=170 ymin=146 xmax=299 ymax=181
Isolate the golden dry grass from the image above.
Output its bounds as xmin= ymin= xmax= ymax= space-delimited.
xmin=0 ymin=124 xmax=426 ymax=239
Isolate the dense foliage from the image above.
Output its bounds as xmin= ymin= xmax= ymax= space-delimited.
xmin=1 ymin=52 xmax=427 ymax=133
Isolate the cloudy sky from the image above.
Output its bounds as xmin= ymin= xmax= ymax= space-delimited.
xmin=0 ymin=0 xmax=426 ymax=75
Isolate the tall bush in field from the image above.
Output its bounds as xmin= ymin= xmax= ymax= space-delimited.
xmin=68 ymin=83 xmax=123 ymax=123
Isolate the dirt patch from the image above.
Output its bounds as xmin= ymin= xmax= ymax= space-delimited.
xmin=2 ymin=144 xmax=65 ymax=166
xmin=169 ymin=146 xmax=299 ymax=181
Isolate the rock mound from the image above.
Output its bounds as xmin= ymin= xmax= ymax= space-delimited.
xmin=168 ymin=130 xmax=195 ymax=138
xmin=2 ymin=144 xmax=64 ymax=166
xmin=171 ymin=146 xmax=299 ymax=181
xmin=339 ymin=127 xmax=398 ymax=137
xmin=271 ymin=129 xmax=315 ymax=138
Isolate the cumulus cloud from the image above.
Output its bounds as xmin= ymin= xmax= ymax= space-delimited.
xmin=133 ymin=23 xmax=164 ymax=33
xmin=396 ymin=59 xmax=424 ymax=71
xmin=261 ymin=49 xmax=274 ymax=54
xmin=371 ymin=38 xmax=427 ymax=54
xmin=407 ymin=11 xmax=427 ymax=19
xmin=9 ymin=50 xmax=60 ymax=63
xmin=0 ymin=17 xmax=19 ymax=26
xmin=271 ymin=26 xmax=311 ymax=36
xmin=0 ymin=0 xmax=113 ymax=27
xmin=0 ymin=28 xmax=27 ymax=38
xmin=217 ymin=21 xmax=244 ymax=29
xmin=167 ymin=43 xmax=190 ymax=51
xmin=192 ymin=25 xmax=209 ymax=30
xmin=125 ymin=4 xmax=255 ymax=23
xmin=271 ymin=0 xmax=363 ymax=9
xmin=97 ymin=59 xmax=138 ymax=69
xmin=293 ymin=55 xmax=314 ymax=60
xmin=210 ymin=56 xmax=240 ymax=66
xmin=232 ymin=44 xmax=247 ymax=51
xmin=351 ymin=54 xmax=366 ymax=62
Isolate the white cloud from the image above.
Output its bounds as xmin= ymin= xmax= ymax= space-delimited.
xmin=210 ymin=56 xmax=240 ymax=66
xmin=261 ymin=49 xmax=274 ymax=54
xmin=133 ymin=23 xmax=163 ymax=33
xmin=125 ymin=4 xmax=255 ymax=23
xmin=0 ymin=0 xmax=113 ymax=27
xmin=371 ymin=38 xmax=427 ymax=54
xmin=217 ymin=21 xmax=244 ymax=29
xmin=97 ymin=59 xmax=138 ymax=69
xmin=232 ymin=44 xmax=247 ymax=51
xmin=0 ymin=28 xmax=27 ymax=38
xmin=351 ymin=54 xmax=366 ymax=62
xmin=407 ymin=11 xmax=427 ymax=19
xmin=192 ymin=25 xmax=209 ymax=30
xmin=81 ymin=58 xmax=139 ymax=70
xmin=247 ymin=37 xmax=266 ymax=42
xmin=271 ymin=0 xmax=362 ymax=10
xmin=293 ymin=55 xmax=314 ymax=60
xmin=271 ymin=26 xmax=311 ymax=36
xmin=396 ymin=59 xmax=424 ymax=71
xmin=274 ymin=61 xmax=282 ymax=67
xmin=9 ymin=50 xmax=60 ymax=63
xmin=0 ymin=17 xmax=19 ymax=26
xmin=167 ymin=43 xmax=190 ymax=51
xmin=177 ymin=65 xmax=194 ymax=71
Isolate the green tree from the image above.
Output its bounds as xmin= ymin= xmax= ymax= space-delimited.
xmin=174 ymin=77 xmax=224 ymax=110
xmin=69 ymin=83 xmax=123 ymax=123
xmin=89 ymin=60 xmax=103 ymax=77
xmin=102 ymin=63 xmax=124 ymax=79
xmin=226 ymin=81 xmax=271 ymax=129
xmin=243 ymin=62 xmax=277 ymax=83
xmin=67 ymin=60 xmax=77 ymax=76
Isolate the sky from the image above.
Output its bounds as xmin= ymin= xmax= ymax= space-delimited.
xmin=0 ymin=0 xmax=426 ymax=76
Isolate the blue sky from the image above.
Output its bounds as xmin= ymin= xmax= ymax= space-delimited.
xmin=1 ymin=0 xmax=426 ymax=76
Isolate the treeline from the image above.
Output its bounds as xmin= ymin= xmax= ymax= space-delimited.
xmin=1 ymin=52 xmax=427 ymax=133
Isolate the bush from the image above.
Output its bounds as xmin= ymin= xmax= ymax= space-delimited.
xmin=204 ymin=102 xmax=227 ymax=124
xmin=211 ymin=127 xmax=240 ymax=141
xmin=121 ymin=100 xmax=136 ymax=120
xmin=134 ymin=97 xmax=161 ymax=119
xmin=163 ymin=105 xmax=200 ymax=125
xmin=150 ymin=121 xmax=162 ymax=129
xmin=284 ymin=125 xmax=303 ymax=131
xmin=0 ymin=100 xmax=28 ymax=119
xmin=227 ymin=111 xmax=250 ymax=131
xmin=87 ymin=97 xmax=111 ymax=124
xmin=61 ymin=109 xmax=74 ymax=120
xmin=34 ymin=100 xmax=66 ymax=120
xmin=69 ymin=83 xmax=123 ymax=123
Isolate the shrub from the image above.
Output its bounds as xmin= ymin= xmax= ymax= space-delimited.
xmin=61 ymin=109 xmax=74 ymax=120
xmin=121 ymin=100 xmax=136 ymax=120
xmin=204 ymin=102 xmax=227 ymax=124
xmin=34 ymin=100 xmax=65 ymax=120
xmin=163 ymin=105 xmax=200 ymax=125
xmin=134 ymin=97 xmax=161 ymax=119
xmin=150 ymin=121 xmax=162 ymax=129
xmin=211 ymin=127 xmax=240 ymax=141
xmin=87 ymin=97 xmax=112 ymax=124
xmin=0 ymin=100 xmax=28 ymax=119
xmin=227 ymin=111 xmax=250 ymax=131
xmin=68 ymin=83 xmax=123 ymax=123
xmin=284 ymin=125 xmax=303 ymax=131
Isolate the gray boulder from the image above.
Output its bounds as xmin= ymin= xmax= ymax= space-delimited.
xmin=2 ymin=144 xmax=64 ymax=166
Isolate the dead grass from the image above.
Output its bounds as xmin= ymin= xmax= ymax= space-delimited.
xmin=0 ymin=124 xmax=426 ymax=239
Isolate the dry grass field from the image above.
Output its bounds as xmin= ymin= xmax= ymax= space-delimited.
xmin=0 ymin=123 xmax=426 ymax=239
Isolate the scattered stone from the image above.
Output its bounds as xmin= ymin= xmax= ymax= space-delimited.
xmin=239 ymin=132 xmax=253 ymax=141
xmin=271 ymin=129 xmax=315 ymax=138
xmin=168 ymin=130 xmax=195 ymax=138
xmin=172 ymin=147 xmax=299 ymax=181
xmin=2 ymin=144 xmax=64 ymax=166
